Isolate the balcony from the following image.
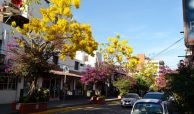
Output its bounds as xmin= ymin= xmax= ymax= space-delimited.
xmin=0 ymin=1 xmax=29 ymax=28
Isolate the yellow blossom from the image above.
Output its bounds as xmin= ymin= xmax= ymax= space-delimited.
xmin=11 ymin=21 xmax=16 ymax=27
xmin=72 ymin=0 xmax=80 ymax=9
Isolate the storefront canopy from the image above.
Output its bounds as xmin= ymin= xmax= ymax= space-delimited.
xmin=50 ymin=70 xmax=82 ymax=78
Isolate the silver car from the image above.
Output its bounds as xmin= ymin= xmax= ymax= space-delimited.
xmin=121 ymin=93 xmax=140 ymax=107
xmin=131 ymin=99 xmax=169 ymax=114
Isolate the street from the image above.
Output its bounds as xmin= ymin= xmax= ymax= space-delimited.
xmin=60 ymin=102 xmax=132 ymax=114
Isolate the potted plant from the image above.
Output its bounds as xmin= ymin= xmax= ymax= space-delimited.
xmin=12 ymin=88 xmax=49 ymax=114
xmin=19 ymin=88 xmax=49 ymax=114
xmin=90 ymin=95 xmax=105 ymax=104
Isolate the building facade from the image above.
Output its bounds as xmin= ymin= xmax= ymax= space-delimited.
xmin=0 ymin=0 xmax=101 ymax=104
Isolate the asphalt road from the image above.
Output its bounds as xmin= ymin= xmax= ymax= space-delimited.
xmin=60 ymin=102 xmax=132 ymax=114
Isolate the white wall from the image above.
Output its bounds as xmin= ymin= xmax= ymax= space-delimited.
xmin=0 ymin=90 xmax=17 ymax=104
xmin=58 ymin=56 xmax=85 ymax=72
xmin=75 ymin=51 xmax=102 ymax=67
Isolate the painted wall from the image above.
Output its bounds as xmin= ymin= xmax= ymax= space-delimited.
xmin=0 ymin=90 xmax=17 ymax=104
xmin=58 ymin=56 xmax=85 ymax=72
xmin=75 ymin=51 xmax=102 ymax=67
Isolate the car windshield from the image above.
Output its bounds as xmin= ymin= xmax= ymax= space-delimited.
xmin=143 ymin=93 xmax=163 ymax=100
xmin=124 ymin=94 xmax=138 ymax=98
xmin=132 ymin=102 xmax=163 ymax=114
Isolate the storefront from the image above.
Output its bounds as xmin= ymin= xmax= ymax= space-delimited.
xmin=49 ymin=70 xmax=84 ymax=100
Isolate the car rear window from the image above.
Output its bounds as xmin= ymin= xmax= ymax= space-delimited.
xmin=133 ymin=102 xmax=163 ymax=114
xmin=124 ymin=94 xmax=138 ymax=98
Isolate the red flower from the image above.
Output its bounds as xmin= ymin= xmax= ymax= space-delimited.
xmin=11 ymin=0 xmax=23 ymax=7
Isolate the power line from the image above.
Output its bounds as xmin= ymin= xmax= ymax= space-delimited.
xmin=151 ymin=37 xmax=184 ymax=59
xmin=160 ymin=41 xmax=183 ymax=56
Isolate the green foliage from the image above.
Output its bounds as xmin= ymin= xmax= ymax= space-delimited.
xmin=135 ymin=62 xmax=158 ymax=91
xmin=19 ymin=88 xmax=49 ymax=103
xmin=138 ymin=62 xmax=158 ymax=80
xmin=165 ymin=65 xmax=194 ymax=113
xmin=113 ymin=77 xmax=133 ymax=96
xmin=134 ymin=75 xmax=150 ymax=95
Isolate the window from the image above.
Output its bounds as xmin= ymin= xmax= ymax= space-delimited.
xmin=74 ymin=61 xmax=79 ymax=70
xmin=0 ymin=76 xmax=17 ymax=90
xmin=133 ymin=103 xmax=163 ymax=113
xmin=84 ymin=55 xmax=88 ymax=62
xmin=80 ymin=64 xmax=84 ymax=67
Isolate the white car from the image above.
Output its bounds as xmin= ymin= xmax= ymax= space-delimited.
xmin=131 ymin=99 xmax=169 ymax=114
xmin=121 ymin=93 xmax=140 ymax=107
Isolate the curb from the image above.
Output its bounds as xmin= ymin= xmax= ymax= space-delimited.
xmin=31 ymin=98 xmax=120 ymax=114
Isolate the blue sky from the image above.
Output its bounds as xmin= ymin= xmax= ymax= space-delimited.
xmin=72 ymin=0 xmax=186 ymax=69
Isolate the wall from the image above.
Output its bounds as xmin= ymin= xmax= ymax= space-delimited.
xmin=75 ymin=51 xmax=102 ymax=67
xmin=0 ymin=90 xmax=16 ymax=104
xmin=58 ymin=56 xmax=85 ymax=72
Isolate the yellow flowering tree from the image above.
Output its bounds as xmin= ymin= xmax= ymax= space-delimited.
xmin=9 ymin=0 xmax=97 ymax=102
xmin=16 ymin=0 xmax=97 ymax=59
xmin=100 ymin=35 xmax=158 ymax=95
xmin=135 ymin=62 xmax=158 ymax=94
xmin=100 ymin=35 xmax=138 ymax=74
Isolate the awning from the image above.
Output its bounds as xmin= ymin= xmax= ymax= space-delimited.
xmin=50 ymin=70 xmax=82 ymax=78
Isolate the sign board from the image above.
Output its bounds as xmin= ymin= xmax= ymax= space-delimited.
xmin=183 ymin=0 xmax=194 ymax=46
xmin=63 ymin=65 xmax=69 ymax=73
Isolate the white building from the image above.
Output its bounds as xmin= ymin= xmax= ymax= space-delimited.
xmin=147 ymin=59 xmax=165 ymax=76
xmin=0 ymin=0 xmax=33 ymax=104
xmin=75 ymin=51 xmax=102 ymax=67
xmin=0 ymin=0 xmax=101 ymax=104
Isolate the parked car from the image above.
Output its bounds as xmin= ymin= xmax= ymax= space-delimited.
xmin=131 ymin=99 xmax=169 ymax=114
xmin=143 ymin=92 xmax=174 ymax=113
xmin=121 ymin=93 xmax=140 ymax=107
xmin=143 ymin=92 xmax=168 ymax=101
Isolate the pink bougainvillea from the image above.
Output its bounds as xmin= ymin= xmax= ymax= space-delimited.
xmin=155 ymin=66 xmax=173 ymax=89
xmin=81 ymin=62 xmax=113 ymax=85
xmin=4 ymin=37 xmax=18 ymax=73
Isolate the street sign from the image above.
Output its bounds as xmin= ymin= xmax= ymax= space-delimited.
xmin=62 ymin=65 xmax=69 ymax=83
xmin=63 ymin=65 xmax=69 ymax=73
xmin=183 ymin=0 xmax=194 ymax=46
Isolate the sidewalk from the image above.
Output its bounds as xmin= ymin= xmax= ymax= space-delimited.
xmin=48 ymin=97 xmax=91 ymax=109
xmin=0 ymin=97 xmax=119 ymax=114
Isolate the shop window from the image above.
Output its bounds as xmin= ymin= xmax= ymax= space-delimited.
xmin=0 ymin=76 xmax=17 ymax=90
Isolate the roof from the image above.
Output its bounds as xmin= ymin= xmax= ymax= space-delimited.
xmin=135 ymin=99 xmax=161 ymax=104
xmin=50 ymin=70 xmax=82 ymax=78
